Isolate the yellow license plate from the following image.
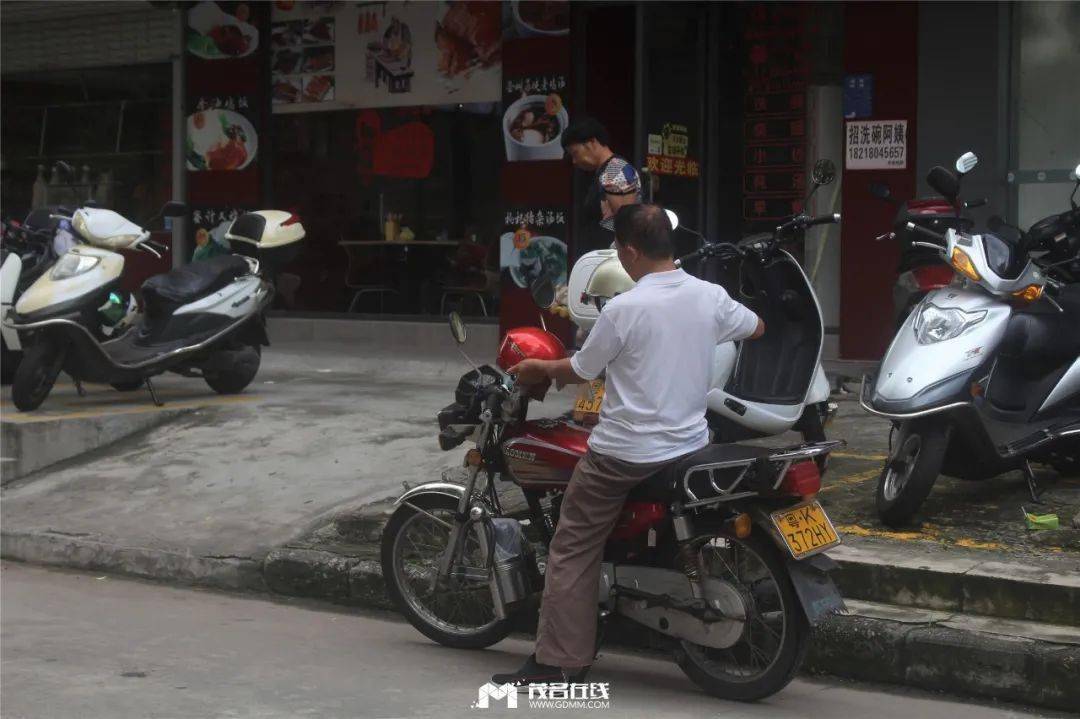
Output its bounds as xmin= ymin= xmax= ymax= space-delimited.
xmin=770 ymin=501 xmax=841 ymax=559
xmin=573 ymin=379 xmax=605 ymax=415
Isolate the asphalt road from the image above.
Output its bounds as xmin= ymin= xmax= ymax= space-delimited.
xmin=0 ymin=562 xmax=1051 ymax=719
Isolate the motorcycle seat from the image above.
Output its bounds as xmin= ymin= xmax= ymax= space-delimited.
xmin=141 ymin=254 xmax=250 ymax=317
xmin=629 ymin=444 xmax=775 ymax=502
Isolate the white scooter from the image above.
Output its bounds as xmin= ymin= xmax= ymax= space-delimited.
xmin=861 ymin=156 xmax=1080 ymax=525
xmin=5 ymin=206 xmax=305 ymax=411
xmin=1 ymin=212 xmax=61 ymax=383
xmin=565 ymin=160 xmax=840 ymax=450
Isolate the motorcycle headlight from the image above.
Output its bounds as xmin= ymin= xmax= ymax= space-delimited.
xmin=50 ymin=253 xmax=100 ymax=280
xmin=912 ymin=302 xmax=986 ymax=344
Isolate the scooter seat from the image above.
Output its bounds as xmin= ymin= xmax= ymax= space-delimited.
xmin=141 ymin=255 xmax=250 ymax=317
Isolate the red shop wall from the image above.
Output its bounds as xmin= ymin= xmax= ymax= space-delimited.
xmin=839 ymin=2 xmax=918 ymax=360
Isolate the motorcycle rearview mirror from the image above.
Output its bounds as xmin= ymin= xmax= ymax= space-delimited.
xmin=926 ymin=165 xmax=961 ymax=202
xmin=530 ymin=276 xmax=555 ymax=309
xmin=448 ymin=310 xmax=482 ymax=373
xmin=448 ymin=311 xmax=467 ymax=345
xmin=811 ymin=159 xmax=837 ymax=187
xmin=955 ymin=151 xmax=979 ymax=176
xmin=665 ymin=208 xmax=679 ymax=230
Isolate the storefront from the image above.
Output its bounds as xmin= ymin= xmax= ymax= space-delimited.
xmin=4 ymin=2 xmax=1076 ymax=360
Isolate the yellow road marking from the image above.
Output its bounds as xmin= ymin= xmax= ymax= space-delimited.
xmin=831 ymin=451 xmax=888 ymax=461
xmin=821 ymin=468 xmax=880 ymax=492
xmin=835 ymin=523 xmax=941 ymax=542
xmin=0 ymin=395 xmax=254 ymax=424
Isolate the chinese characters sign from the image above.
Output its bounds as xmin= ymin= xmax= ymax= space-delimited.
xmin=845 ymin=119 xmax=907 ymax=170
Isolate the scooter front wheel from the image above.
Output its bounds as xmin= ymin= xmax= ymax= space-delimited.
xmin=11 ymin=336 xmax=65 ymax=411
xmin=875 ymin=420 xmax=948 ymax=527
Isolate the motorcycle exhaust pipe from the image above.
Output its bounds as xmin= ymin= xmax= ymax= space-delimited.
xmin=482 ymin=517 xmax=533 ymax=620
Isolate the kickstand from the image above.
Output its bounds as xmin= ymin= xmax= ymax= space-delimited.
xmin=73 ymin=378 xmax=86 ymax=397
xmin=144 ymin=377 xmax=164 ymax=407
xmin=1022 ymin=461 xmax=1043 ymax=504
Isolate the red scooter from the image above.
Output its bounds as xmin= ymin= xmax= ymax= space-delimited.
xmin=870 ymin=152 xmax=986 ymax=326
xmin=381 ymin=303 xmax=846 ymax=702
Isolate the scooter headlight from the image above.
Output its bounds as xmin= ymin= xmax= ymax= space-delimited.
xmin=912 ymin=302 xmax=986 ymax=344
xmin=50 ymin=253 xmax=101 ymax=280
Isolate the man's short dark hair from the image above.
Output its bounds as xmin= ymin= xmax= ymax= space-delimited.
xmin=561 ymin=117 xmax=611 ymax=149
xmin=613 ymin=204 xmax=673 ymax=260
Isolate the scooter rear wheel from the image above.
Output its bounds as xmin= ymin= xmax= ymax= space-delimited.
xmin=11 ymin=337 xmax=65 ymax=411
xmin=203 ymin=344 xmax=260 ymax=394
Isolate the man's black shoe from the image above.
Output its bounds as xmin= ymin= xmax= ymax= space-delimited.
xmin=490 ymin=654 xmax=589 ymax=687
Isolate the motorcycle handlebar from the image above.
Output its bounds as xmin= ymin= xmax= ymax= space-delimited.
xmin=905 ymin=221 xmax=947 ymax=244
xmin=806 ymin=212 xmax=842 ymax=228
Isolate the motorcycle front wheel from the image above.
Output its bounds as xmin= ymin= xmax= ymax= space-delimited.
xmin=380 ymin=493 xmax=515 ymax=649
xmin=11 ymin=336 xmax=65 ymax=411
xmin=875 ymin=420 xmax=948 ymax=526
xmin=674 ymin=532 xmax=809 ymax=702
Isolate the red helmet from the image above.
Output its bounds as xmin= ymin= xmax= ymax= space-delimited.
xmin=497 ymin=326 xmax=566 ymax=370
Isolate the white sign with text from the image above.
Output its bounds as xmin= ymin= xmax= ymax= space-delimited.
xmin=845 ymin=119 xmax=907 ymax=170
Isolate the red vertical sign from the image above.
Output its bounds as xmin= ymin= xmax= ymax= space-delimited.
xmin=185 ymin=1 xmax=270 ymax=258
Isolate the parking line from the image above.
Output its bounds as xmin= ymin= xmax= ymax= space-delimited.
xmin=831 ymin=451 xmax=888 ymax=461
xmin=0 ymin=395 xmax=254 ymax=424
xmin=820 ymin=468 xmax=880 ymax=492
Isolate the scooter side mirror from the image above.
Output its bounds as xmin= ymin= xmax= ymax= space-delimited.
xmin=162 ymin=201 xmax=188 ymax=218
xmin=665 ymin=208 xmax=679 ymax=230
xmin=868 ymin=182 xmax=891 ymax=201
xmin=811 ymin=159 xmax=837 ymax=186
xmin=448 ymin=311 xmax=467 ymax=345
xmin=955 ymin=151 xmax=978 ymax=175
xmin=927 ymin=165 xmax=960 ymax=202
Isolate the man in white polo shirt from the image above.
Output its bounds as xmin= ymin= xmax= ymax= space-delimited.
xmin=491 ymin=204 xmax=765 ymax=686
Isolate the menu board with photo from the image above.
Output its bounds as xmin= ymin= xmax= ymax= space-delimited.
xmin=271 ymin=1 xmax=502 ymax=113
xmin=501 ymin=73 xmax=569 ymax=162
xmin=499 ymin=206 xmax=569 ymax=291
xmin=189 ymin=206 xmax=249 ymax=259
xmin=185 ymin=0 xmax=269 ymax=233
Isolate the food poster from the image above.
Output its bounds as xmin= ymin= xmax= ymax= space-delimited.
xmin=189 ymin=207 xmax=248 ymax=261
xmin=501 ymin=73 xmax=569 ymax=162
xmin=185 ymin=1 xmax=269 ymax=220
xmin=271 ymin=1 xmax=502 ymax=113
xmin=498 ymin=205 xmax=573 ymax=341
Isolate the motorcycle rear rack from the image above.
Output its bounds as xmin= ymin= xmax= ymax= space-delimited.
xmin=680 ymin=441 xmax=844 ymax=509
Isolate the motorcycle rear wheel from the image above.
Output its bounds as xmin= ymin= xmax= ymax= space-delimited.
xmin=674 ymin=532 xmax=809 ymax=702
xmin=380 ymin=493 xmax=515 ymax=649
xmin=11 ymin=337 xmax=65 ymax=411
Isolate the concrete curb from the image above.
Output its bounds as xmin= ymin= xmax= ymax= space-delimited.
xmin=0 ymin=530 xmax=265 ymax=592
xmin=1 ymin=406 xmax=194 ymax=484
xmin=259 ymin=544 xmax=1080 ymax=712
xmin=829 ymin=542 xmax=1080 ymax=626
xmin=5 ymin=529 xmax=1078 ymax=711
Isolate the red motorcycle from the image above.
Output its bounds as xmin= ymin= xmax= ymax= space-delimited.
xmin=381 ymin=309 xmax=846 ymax=701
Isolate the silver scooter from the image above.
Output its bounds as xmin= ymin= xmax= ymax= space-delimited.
xmin=861 ymin=156 xmax=1080 ymax=525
